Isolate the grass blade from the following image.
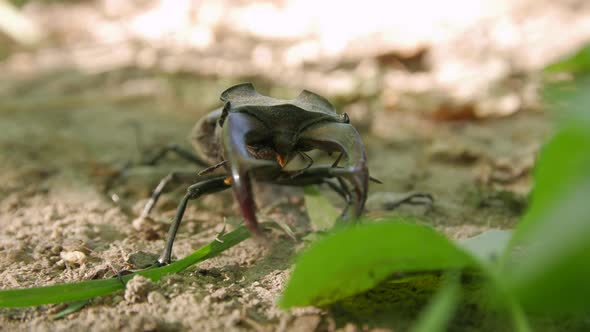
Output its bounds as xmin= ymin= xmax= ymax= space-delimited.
xmin=51 ymin=300 xmax=89 ymax=320
xmin=0 ymin=225 xmax=251 ymax=308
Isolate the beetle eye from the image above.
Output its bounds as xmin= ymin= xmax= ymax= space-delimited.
xmin=342 ymin=113 xmax=350 ymax=123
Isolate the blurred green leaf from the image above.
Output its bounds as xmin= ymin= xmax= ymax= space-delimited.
xmin=543 ymin=76 xmax=590 ymax=124
xmin=8 ymin=0 xmax=27 ymax=7
xmin=304 ymin=186 xmax=340 ymax=231
xmin=503 ymin=76 xmax=590 ymax=313
xmin=545 ymin=45 xmax=590 ymax=74
xmin=280 ymin=221 xmax=479 ymax=308
xmin=409 ymin=274 xmax=461 ymax=332
xmin=510 ymin=124 xmax=590 ymax=237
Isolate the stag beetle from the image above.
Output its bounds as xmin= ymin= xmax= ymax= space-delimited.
xmin=128 ymin=83 xmax=428 ymax=266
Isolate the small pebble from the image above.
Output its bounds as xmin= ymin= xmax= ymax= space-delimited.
xmin=125 ymin=275 xmax=154 ymax=304
xmin=147 ymin=291 xmax=166 ymax=305
xmin=127 ymin=251 xmax=159 ymax=269
xmin=59 ymin=251 xmax=87 ymax=266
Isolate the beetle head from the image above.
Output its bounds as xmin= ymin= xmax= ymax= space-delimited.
xmin=219 ymin=83 xmax=347 ymax=168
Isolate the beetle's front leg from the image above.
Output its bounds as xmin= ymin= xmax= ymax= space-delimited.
xmin=158 ymin=175 xmax=231 ymax=265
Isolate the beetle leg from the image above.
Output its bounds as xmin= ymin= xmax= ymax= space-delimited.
xmin=324 ymin=179 xmax=353 ymax=219
xmin=140 ymin=171 xmax=217 ymax=219
xmin=158 ymin=175 xmax=231 ymax=265
xmin=331 ymin=153 xmax=382 ymax=184
xmin=299 ymin=151 xmax=315 ymax=170
xmin=222 ymin=112 xmax=278 ymax=236
xmin=370 ymin=176 xmax=383 ymax=184
xmin=268 ymin=170 xmax=354 ymax=219
xmin=288 ymin=151 xmax=315 ymax=179
xmin=327 ymin=152 xmax=356 ymax=218
xmin=299 ymin=122 xmax=369 ymax=219
xmin=198 ymin=160 xmax=228 ymax=176
xmin=143 ymin=143 xmax=209 ymax=167
xmin=105 ymin=144 xmax=210 ymax=216
xmin=331 ymin=152 xmax=344 ymax=167
xmin=383 ymin=192 xmax=434 ymax=210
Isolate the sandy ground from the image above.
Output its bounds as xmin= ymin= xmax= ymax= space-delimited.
xmin=0 ymin=71 xmax=554 ymax=331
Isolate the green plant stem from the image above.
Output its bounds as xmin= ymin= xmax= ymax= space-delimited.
xmin=0 ymin=225 xmax=251 ymax=308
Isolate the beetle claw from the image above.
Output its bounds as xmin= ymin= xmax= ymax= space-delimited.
xmin=233 ymin=170 xmax=262 ymax=236
xmin=300 ymin=122 xmax=369 ymax=219
xmin=351 ymin=167 xmax=369 ymax=218
xmin=222 ymin=112 xmax=278 ymax=235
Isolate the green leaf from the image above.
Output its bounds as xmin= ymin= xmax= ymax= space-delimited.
xmin=545 ymin=44 xmax=590 ymax=74
xmin=508 ymin=123 xmax=590 ymax=243
xmin=543 ymin=76 xmax=590 ymax=126
xmin=304 ymin=186 xmax=340 ymax=231
xmin=502 ymin=92 xmax=590 ymax=313
xmin=279 ymin=221 xmax=478 ymax=308
xmin=409 ymin=273 xmax=461 ymax=332
xmin=0 ymin=225 xmax=251 ymax=308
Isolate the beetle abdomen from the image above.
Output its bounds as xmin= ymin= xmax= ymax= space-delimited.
xmin=189 ymin=108 xmax=223 ymax=165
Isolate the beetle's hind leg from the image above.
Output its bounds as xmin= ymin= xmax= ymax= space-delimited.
xmin=158 ymin=175 xmax=231 ymax=265
xmin=269 ymin=171 xmax=354 ymax=220
xmin=103 ymin=143 xmax=209 ymax=212
xmin=329 ymin=152 xmax=431 ymax=211
xmin=382 ymin=192 xmax=434 ymax=210
xmin=140 ymin=171 xmax=205 ymax=220
xmin=143 ymin=143 xmax=209 ymax=167
xmin=198 ymin=160 xmax=228 ymax=176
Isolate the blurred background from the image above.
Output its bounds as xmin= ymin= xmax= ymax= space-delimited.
xmin=2 ymin=0 xmax=589 ymax=114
